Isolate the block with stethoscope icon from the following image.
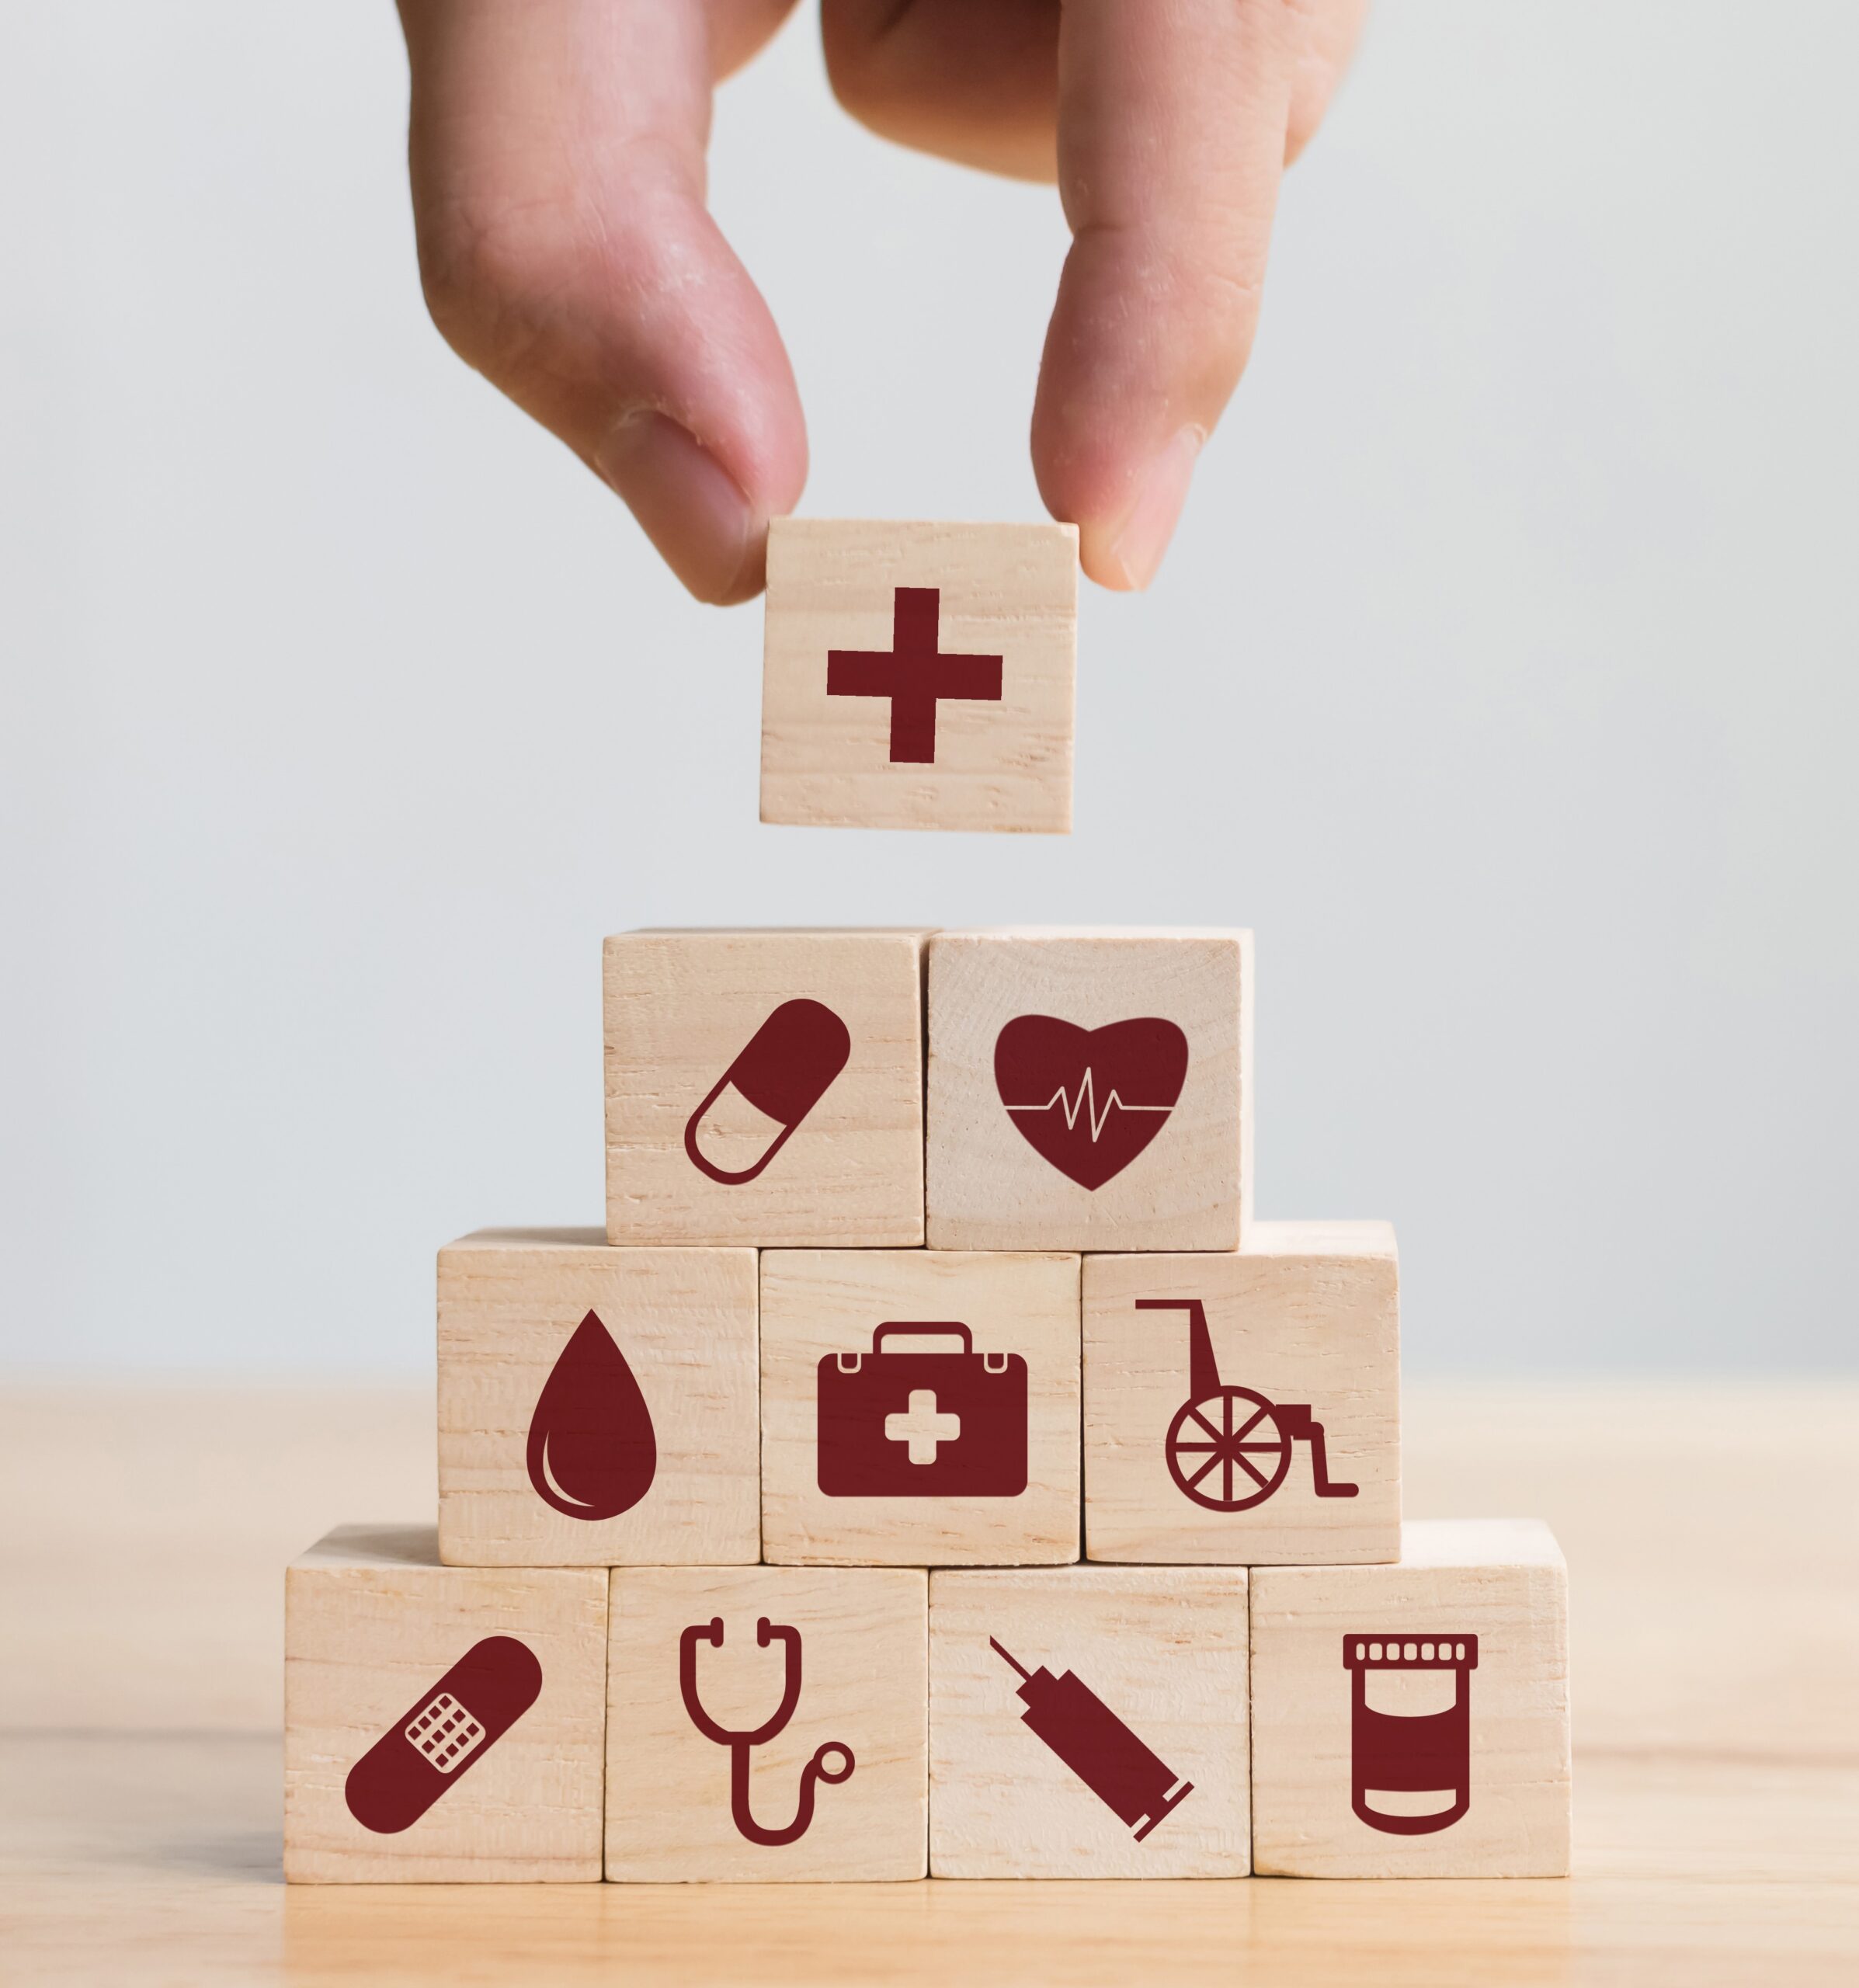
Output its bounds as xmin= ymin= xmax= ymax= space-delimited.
xmin=603 ymin=928 xmax=929 ymax=1249
xmin=1249 ymin=1518 xmax=1571 ymax=1877
xmin=1082 ymin=1225 xmax=1402 ymax=1566
xmin=605 ymin=1566 xmax=928 ymax=1882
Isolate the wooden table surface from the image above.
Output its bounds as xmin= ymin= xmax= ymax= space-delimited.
xmin=2 ymin=1379 xmax=1855 ymax=1985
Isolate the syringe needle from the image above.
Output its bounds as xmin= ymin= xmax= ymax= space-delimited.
xmin=989 ymin=1638 xmax=1033 ymax=1681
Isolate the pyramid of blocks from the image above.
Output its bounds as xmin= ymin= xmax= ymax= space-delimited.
xmin=283 ymin=922 xmax=1572 ymax=1883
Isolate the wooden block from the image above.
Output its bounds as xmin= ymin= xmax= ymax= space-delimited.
xmin=436 ymin=1229 xmax=759 ymax=1567
xmin=604 ymin=927 xmax=926 ymax=1247
xmin=1082 ymin=1223 xmax=1400 ymax=1566
xmin=925 ymin=929 xmax=1251 ymax=1252
xmin=928 ymin=1566 xmax=1249 ymax=1878
xmin=1249 ymin=1519 xmax=1571 ymax=1877
xmin=283 ymin=1524 xmax=606 ymax=1882
xmin=606 ymin=1566 xmax=927 ymax=1882
xmin=759 ymin=1249 xmax=1080 ymax=1566
xmin=759 ymin=518 xmax=1077 ymax=835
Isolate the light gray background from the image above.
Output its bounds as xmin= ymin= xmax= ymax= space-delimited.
xmin=2 ymin=5 xmax=1853 ymax=1375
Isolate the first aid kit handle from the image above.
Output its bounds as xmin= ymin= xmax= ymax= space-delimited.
xmin=871 ymin=1321 xmax=972 ymax=1354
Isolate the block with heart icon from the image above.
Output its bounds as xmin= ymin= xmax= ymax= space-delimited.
xmin=924 ymin=930 xmax=1252 ymax=1252
xmin=759 ymin=1248 xmax=1082 ymax=1566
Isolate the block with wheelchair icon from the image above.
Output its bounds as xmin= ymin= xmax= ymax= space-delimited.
xmin=1082 ymin=1223 xmax=1400 ymax=1566
xmin=603 ymin=927 xmax=928 ymax=1248
xmin=759 ymin=1249 xmax=1082 ymax=1565
xmin=605 ymin=1565 xmax=928 ymax=1882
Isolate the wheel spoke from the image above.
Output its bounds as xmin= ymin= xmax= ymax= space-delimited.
xmin=1187 ymin=1405 xmax=1224 ymax=1443
xmin=1235 ymin=1452 xmax=1272 ymax=1490
xmin=1185 ymin=1453 xmax=1222 ymax=1490
xmin=1233 ymin=1405 xmax=1270 ymax=1441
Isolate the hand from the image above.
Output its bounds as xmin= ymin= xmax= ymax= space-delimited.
xmin=396 ymin=0 xmax=1365 ymax=603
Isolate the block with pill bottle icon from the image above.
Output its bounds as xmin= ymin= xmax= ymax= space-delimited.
xmin=283 ymin=1524 xmax=607 ymax=1881
xmin=604 ymin=928 xmax=929 ymax=1247
xmin=1249 ymin=1518 xmax=1571 ymax=1877
xmin=928 ymin=1566 xmax=1251 ymax=1878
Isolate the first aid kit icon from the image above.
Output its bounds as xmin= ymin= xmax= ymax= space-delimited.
xmin=816 ymin=1322 xmax=1028 ymax=1498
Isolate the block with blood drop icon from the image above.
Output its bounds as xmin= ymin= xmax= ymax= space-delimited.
xmin=437 ymin=1231 xmax=758 ymax=1566
xmin=605 ymin=928 xmax=927 ymax=1246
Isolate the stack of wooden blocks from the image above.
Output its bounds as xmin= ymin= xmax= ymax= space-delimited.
xmin=283 ymin=527 xmax=1569 ymax=1886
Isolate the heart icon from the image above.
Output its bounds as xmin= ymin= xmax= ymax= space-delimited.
xmin=994 ymin=1016 xmax=1190 ymax=1190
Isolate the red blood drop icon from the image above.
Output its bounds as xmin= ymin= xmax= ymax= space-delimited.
xmin=525 ymin=1310 xmax=657 ymax=1521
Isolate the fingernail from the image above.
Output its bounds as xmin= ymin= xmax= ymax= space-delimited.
xmin=594 ymin=411 xmax=763 ymax=604
xmin=1094 ymin=424 xmax=1204 ymax=591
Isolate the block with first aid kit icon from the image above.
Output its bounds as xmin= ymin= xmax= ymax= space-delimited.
xmin=929 ymin=1566 xmax=1251 ymax=1878
xmin=283 ymin=1524 xmax=607 ymax=1882
xmin=759 ymin=517 xmax=1078 ymax=835
xmin=604 ymin=927 xmax=928 ymax=1247
xmin=1082 ymin=1223 xmax=1401 ymax=1566
xmin=606 ymin=1565 xmax=928 ymax=1882
xmin=759 ymin=1249 xmax=1082 ymax=1565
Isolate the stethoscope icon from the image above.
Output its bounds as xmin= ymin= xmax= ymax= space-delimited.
xmin=679 ymin=1615 xmax=855 ymax=1847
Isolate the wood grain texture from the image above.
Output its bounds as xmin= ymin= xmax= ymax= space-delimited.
xmin=1250 ymin=1519 xmax=1571 ymax=1878
xmin=283 ymin=1525 xmax=606 ymax=1882
xmin=759 ymin=1249 xmax=1081 ymax=1566
xmin=436 ymin=1230 xmax=759 ymax=1567
xmin=926 ymin=930 xmax=1250 ymax=1252
xmin=1083 ymin=1224 xmax=1400 ymax=1565
xmin=603 ymin=929 xmax=927 ymax=1247
xmin=606 ymin=1566 xmax=928 ymax=1882
xmin=759 ymin=519 xmax=1077 ymax=835
xmin=930 ymin=1567 xmax=1249 ymax=1879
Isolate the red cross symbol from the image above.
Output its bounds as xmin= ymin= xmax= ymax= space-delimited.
xmin=825 ymin=586 xmax=1002 ymax=763
xmin=884 ymin=1388 xmax=962 ymax=1466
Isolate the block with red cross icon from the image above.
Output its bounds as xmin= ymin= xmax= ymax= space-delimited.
xmin=759 ymin=518 xmax=1078 ymax=834
xmin=759 ymin=1249 xmax=1081 ymax=1565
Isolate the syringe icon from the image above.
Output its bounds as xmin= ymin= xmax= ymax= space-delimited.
xmin=990 ymin=1638 xmax=1194 ymax=1841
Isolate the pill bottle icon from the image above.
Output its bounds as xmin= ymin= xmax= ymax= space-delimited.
xmin=345 ymin=1635 xmax=542 ymax=1833
xmin=683 ymin=998 xmax=851 ymax=1186
xmin=1342 ymin=1634 xmax=1478 ymax=1836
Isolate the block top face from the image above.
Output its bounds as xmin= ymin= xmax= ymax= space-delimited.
xmin=604 ymin=927 xmax=927 ymax=1247
xmin=760 ymin=518 xmax=1077 ymax=835
xmin=926 ymin=929 xmax=1251 ymax=1252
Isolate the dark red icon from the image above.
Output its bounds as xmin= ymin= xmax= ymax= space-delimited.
xmin=991 ymin=1639 xmax=1193 ymax=1841
xmin=995 ymin=1016 xmax=1188 ymax=1190
xmin=825 ymin=586 xmax=1002 ymax=763
xmin=1138 ymin=1298 xmax=1359 ymax=1512
xmin=679 ymin=1616 xmax=854 ymax=1847
xmin=344 ymin=1636 xmax=542 ymax=1834
xmin=526 ymin=1309 xmax=657 ymax=1521
xmin=684 ymin=997 xmax=851 ymax=1185
xmin=1343 ymin=1635 xmax=1478 ymax=1835
xmin=816 ymin=1322 xmax=1027 ymax=1498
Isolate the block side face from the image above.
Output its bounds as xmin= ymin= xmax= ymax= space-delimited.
xmin=925 ymin=933 xmax=1246 ymax=1251
xmin=928 ymin=1566 xmax=1249 ymax=1878
xmin=437 ymin=1242 xmax=759 ymax=1567
xmin=1082 ymin=1249 xmax=1400 ymax=1566
xmin=606 ymin=1566 xmax=928 ymax=1882
xmin=759 ymin=1249 xmax=1081 ymax=1566
xmin=1249 ymin=1552 xmax=1571 ymax=1877
xmin=603 ymin=930 xmax=926 ymax=1246
xmin=284 ymin=1559 xmax=608 ymax=1882
xmin=760 ymin=520 xmax=1076 ymax=835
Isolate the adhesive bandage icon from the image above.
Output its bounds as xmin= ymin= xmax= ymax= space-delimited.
xmin=344 ymin=1636 xmax=542 ymax=1833
xmin=684 ymin=998 xmax=852 ymax=1185
xmin=994 ymin=1015 xmax=1189 ymax=1190
xmin=1343 ymin=1635 xmax=1478 ymax=1836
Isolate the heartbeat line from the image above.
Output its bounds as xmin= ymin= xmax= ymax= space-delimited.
xmin=1005 ymin=1066 xmax=1174 ymax=1145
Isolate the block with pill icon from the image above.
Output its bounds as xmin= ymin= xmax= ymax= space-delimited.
xmin=606 ymin=1564 xmax=928 ymax=1882
xmin=1082 ymin=1224 xmax=1401 ymax=1566
xmin=1249 ymin=1518 xmax=1571 ymax=1877
xmin=284 ymin=1524 xmax=607 ymax=1881
xmin=928 ymin=1565 xmax=1250 ymax=1878
xmin=925 ymin=928 xmax=1252 ymax=1252
xmin=436 ymin=1230 xmax=759 ymax=1568
xmin=758 ymin=1248 xmax=1082 ymax=1566
xmin=759 ymin=517 xmax=1078 ymax=835
xmin=604 ymin=927 xmax=929 ymax=1247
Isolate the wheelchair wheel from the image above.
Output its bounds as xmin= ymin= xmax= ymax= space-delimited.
xmin=1165 ymin=1387 xmax=1292 ymax=1511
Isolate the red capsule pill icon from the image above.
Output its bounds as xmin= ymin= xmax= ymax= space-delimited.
xmin=683 ymin=998 xmax=852 ymax=1186
xmin=344 ymin=1635 xmax=542 ymax=1834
